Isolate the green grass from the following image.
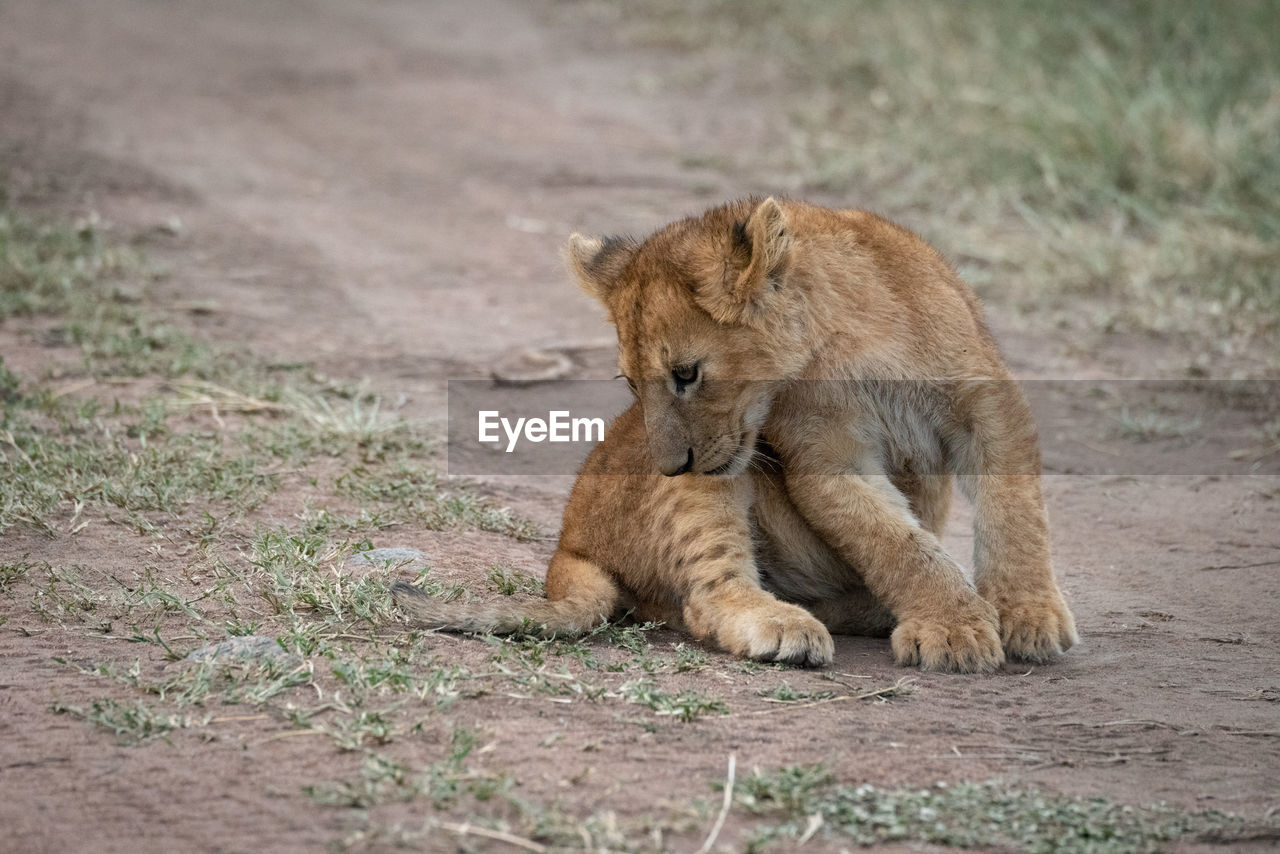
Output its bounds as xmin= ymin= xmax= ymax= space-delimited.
xmin=487 ymin=564 xmax=545 ymax=596
xmin=1 ymin=384 xmax=277 ymax=534
xmin=672 ymin=642 xmax=710 ymax=672
xmin=0 ymin=206 xmax=534 ymax=541
xmin=617 ymin=677 xmax=728 ymax=722
xmin=324 ymin=757 xmax=1269 ymax=853
xmin=0 ymin=209 xmax=219 ymax=378
xmin=0 ymin=555 xmax=37 ymax=592
xmin=736 ymin=764 xmax=1246 ymax=853
xmin=52 ymin=696 xmax=206 ymax=745
xmin=758 ymin=681 xmax=834 ymax=703
xmin=559 ymin=0 xmax=1280 ymax=355
xmin=1 ymin=210 xmax=140 ymax=319
xmin=302 ymin=728 xmax=510 ymax=809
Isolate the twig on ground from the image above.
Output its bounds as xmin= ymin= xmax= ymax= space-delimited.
xmin=696 ymin=754 xmax=735 ymax=854
xmin=254 ymin=729 xmax=325 ymax=745
xmin=738 ymin=677 xmax=917 ymax=717
xmin=436 ymin=820 xmax=547 ymax=853
xmin=798 ymin=813 xmax=823 ymax=845
xmin=1197 ymin=560 xmax=1280 ymax=571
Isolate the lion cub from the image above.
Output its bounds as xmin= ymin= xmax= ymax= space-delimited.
xmin=395 ymin=198 xmax=1077 ymax=672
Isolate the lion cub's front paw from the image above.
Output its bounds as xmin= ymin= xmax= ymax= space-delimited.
xmin=993 ymin=592 xmax=1078 ymax=663
xmin=891 ymin=604 xmax=1004 ymax=673
xmin=731 ymin=604 xmax=835 ymax=667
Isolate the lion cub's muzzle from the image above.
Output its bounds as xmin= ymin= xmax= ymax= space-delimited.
xmin=659 ymin=448 xmax=695 ymax=477
xmin=653 ymin=431 xmax=753 ymax=477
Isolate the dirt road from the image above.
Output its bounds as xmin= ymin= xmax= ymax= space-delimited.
xmin=1 ymin=1 xmax=1277 ymax=851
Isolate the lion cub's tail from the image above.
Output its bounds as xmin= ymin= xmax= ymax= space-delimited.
xmin=390 ymin=551 xmax=620 ymax=638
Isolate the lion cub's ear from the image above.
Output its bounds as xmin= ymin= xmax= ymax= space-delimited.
xmin=733 ymin=197 xmax=791 ymax=302
xmin=564 ymin=234 xmax=635 ymax=307
xmin=700 ymin=197 xmax=792 ymax=325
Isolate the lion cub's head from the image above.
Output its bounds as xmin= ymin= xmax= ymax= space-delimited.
xmin=565 ymin=198 xmax=811 ymax=477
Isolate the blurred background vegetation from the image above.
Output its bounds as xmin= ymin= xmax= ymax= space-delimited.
xmin=559 ymin=0 xmax=1280 ymax=367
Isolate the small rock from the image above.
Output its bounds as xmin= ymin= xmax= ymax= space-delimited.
xmin=490 ymin=347 xmax=574 ymax=386
xmin=346 ymin=547 xmax=430 ymax=570
xmin=185 ymin=634 xmax=292 ymax=663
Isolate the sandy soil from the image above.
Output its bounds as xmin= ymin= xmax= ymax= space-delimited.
xmin=1 ymin=1 xmax=1277 ymax=852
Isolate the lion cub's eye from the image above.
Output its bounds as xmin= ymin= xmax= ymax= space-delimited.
xmin=672 ymin=363 xmax=699 ymax=388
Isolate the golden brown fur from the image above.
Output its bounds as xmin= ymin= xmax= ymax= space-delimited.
xmin=394 ymin=198 xmax=1078 ymax=671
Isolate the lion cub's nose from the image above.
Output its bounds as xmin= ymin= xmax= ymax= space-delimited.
xmin=659 ymin=448 xmax=695 ymax=477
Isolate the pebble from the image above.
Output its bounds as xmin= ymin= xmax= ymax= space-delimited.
xmin=185 ymin=634 xmax=293 ymax=663
xmin=345 ymin=547 xmax=430 ymax=570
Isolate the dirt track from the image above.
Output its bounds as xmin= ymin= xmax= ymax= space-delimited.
xmin=1 ymin=2 xmax=1277 ymax=851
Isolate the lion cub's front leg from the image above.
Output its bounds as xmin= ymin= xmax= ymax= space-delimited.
xmin=956 ymin=384 xmax=1078 ymax=661
xmin=667 ymin=474 xmax=834 ymax=667
xmin=774 ymin=430 xmax=1004 ymax=673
